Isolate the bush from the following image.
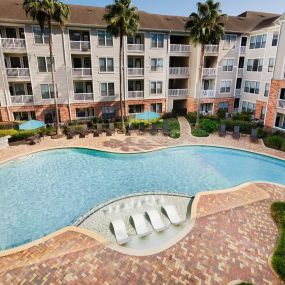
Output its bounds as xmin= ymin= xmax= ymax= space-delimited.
xmin=257 ymin=128 xmax=268 ymax=139
xmin=0 ymin=122 xmax=20 ymax=130
xmin=221 ymin=120 xmax=258 ymax=134
xmin=192 ymin=128 xmax=209 ymax=137
xmin=170 ymin=129 xmax=180 ymax=139
xmin=186 ymin=112 xmax=197 ymax=125
xmin=217 ymin=109 xmax=226 ymax=120
xmin=64 ymin=125 xmax=84 ymax=135
xmin=232 ymin=111 xmax=252 ymax=122
xmin=165 ymin=118 xmax=180 ymax=139
xmin=264 ymin=135 xmax=285 ymax=150
xmin=200 ymin=119 xmax=218 ymax=133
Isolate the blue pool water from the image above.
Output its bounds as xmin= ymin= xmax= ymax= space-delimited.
xmin=0 ymin=146 xmax=285 ymax=250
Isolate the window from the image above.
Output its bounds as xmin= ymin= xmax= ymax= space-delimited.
xmin=218 ymin=102 xmax=229 ymax=112
xmin=220 ymin=80 xmax=231 ymax=93
xmin=150 ymin=58 xmax=163 ymax=71
xmin=244 ymin=81 xmax=260 ymax=94
xmin=236 ymin=78 xmax=242 ymax=89
xmin=41 ymin=84 xmax=56 ymax=99
xmin=268 ymin=58 xmax=275 ymax=72
xmin=76 ymin=108 xmax=95 ymax=118
xmin=246 ymin=59 xmax=263 ymax=72
xmin=100 ymin=82 xmax=115 ymax=96
xmin=69 ymin=30 xmax=90 ymax=41
xmin=37 ymin=57 xmax=52 ymax=72
xmin=150 ymin=81 xmax=162 ymax=94
xmin=128 ymin=104 xmax=144 ymax=114
xmin=272 ymin=31 xmax=279 ymax=46
xmin=5 ymin=27 xmax=17 ymax=38
xmin=223 ymin=34 xmax=237 ymax=49
xmin=98 ymin=30 xmax=113 ymax=46
xmin=74 ymin=81 xmax=92 ymax=93
xmin=99 ymin=58 xmax=114 ymax=72
xmin=151 ymin=33 xmax=164 ymax=48
xmin=33 ymin=27 xmax=49 ymax=44
xmin=242 ymin=101 xmax=256 ymax=112
xmin=280 ymin=88 xmax=285 ymax=100
xmin=9 ymin=82 xmax=32 ymax=96
xmin=249 ymin=34 xmax=267 ymax=49
xmin=102 ymin=106 xmax=116 ymax=120
xmin=151 ymin=103 xmax=162 ymax=113
xmin=238 ymin=57 xmax=245 ymax=68
xmin=264 ymin=83 xmax=270 ymax=97
xmin=13 ymin=111 xmax=35 ymax=121
xmin=222 ymin=58 xmax=234 ymax=71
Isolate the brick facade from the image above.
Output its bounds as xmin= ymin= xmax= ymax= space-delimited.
xmin=255 ymin=100 xmax=267 ymax=120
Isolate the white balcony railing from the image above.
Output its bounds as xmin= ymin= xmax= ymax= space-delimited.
xmin=1 ymin=38 xmax=26 ymax=49
xmin=201 ymin=90 xmax=215 ymax=98
xmin=72 ymin=68 xmax=92 ymax=77
xmin=278 ymin=99 xmax=285 ymax=109
xmin=70 ymin=41 xmax=91 ymax=51
xmin=128 ymin=68 xmax=144 ymax=76
xmin=235 ymin=89 xmax=241 ymax=96
xmin=168 ymin=89 xmax=189 ymax=97
xmin=74 ymin=93 xmax=93 ymax=101
xmin=237 ymin=68 xmax=243 ymax=77
xmin=10 ymin=95 xmax=33 ymax=105
xmin=240 ymin=46 xmax=246 ymax=54
xmin=169 ymin=67 xmax=190 ymax=77
xmin=128 ymin=91 xmax=144 ymax=98
xmin=170 ymin=44 xmax=191 ymax=53
xmin=6 ymin=68 xmax=30 ymax=77
xmin=204 ymin=45 xmax=219 ymax=54
xmin=203 ymin=68 xmax=217 ymax=77
xmin=127 ymin=44 xmax=144 ymax=52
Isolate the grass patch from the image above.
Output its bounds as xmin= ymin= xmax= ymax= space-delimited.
xmin=271 ymin=202 xmax=285 ymax=281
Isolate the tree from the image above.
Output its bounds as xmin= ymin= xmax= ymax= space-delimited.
xmin=185 ymin=0 xmax=225 ymax=127
xmin=23 ymin=0 xmax=70 ymax=135
xmin=104 ymin=0 xmax=140 ymax=131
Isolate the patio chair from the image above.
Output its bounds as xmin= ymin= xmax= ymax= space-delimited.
xmin=27 ymin=134 xmax=41 ymax=145
xmin=250 ymin=128 xmax=258 ymax=143
xmin=145 ymin=209 xmax=168 ymax=232
xmin=79 ymin=125 xmax=88 ymax=138
xmin=130 ymin=213 xmax=152 ymax=237
xmin=110 ymin=219 xmax=132 ymax=245
xmin=150 ymin=124 xmax=158 ymax=135
xmin=218 ymin=124 xmax=226 ymax=137
xmin=96 ymin=123 xmax=103 ymax=134
xmin=163 ymin=122 xmax=170 ymax=136
xmin=106 ymin=123 xmax=115 ymax=136
xmin=126 ymin=123 xmax=134 ymax=136
xmin=232 ymin=126 xmax=240 ymax=140
xmin=161 ymin=205 xmax=186 ymax=226
xmin=139 ymin=123 xmax=145 ymax=135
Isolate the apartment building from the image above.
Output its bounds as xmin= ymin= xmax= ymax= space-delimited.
xmin=0 ymin=0 xmax=284 ymax=131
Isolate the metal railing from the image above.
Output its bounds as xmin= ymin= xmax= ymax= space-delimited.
xmin=128 ymin=68 xmax=144 ymax=76
xmin=169 ymin=67 xmax=190 ymax=77
xmin=204 ymin=45 xmax=219 ymax=54
xmin=70 ymin=41 xmax=91 ymax=51
xmin=170 ymin=44 xmax=191 ymax=53
xmin=1 ymin=38 xmax=26 ymax=49
xmin=127 ymin=44 xmax=144 ymax=52
xmin=235 ymin=89 xmax=241 ymax=96
xmin=278 ymin=99 xmax=285 ymax=109
xmin=168 ymin=89 xmax=189 ymax=97
xmin=237 ymin=68 xmax=243 ymax=77
xmin=10 ymin=95 xmax=33 ymax=105
xmin=72 ymin=68 xmax=92 ymax=76
xmin=74 ymin=93 xmax=93 ymax=101
xmin=127 ymin=91 xmax=144 ymax=98
xmin=203 ymin=68 xmax=217 ymax=77
xmin=201 ymin=90 xmax=215 ymax=98
xmin=240 ymin=46 xmax=246 ymax=54
xmin=6 ymin=68 xmax=30 ymax=77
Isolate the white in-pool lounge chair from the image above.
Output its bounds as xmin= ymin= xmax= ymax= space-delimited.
xmin=146 ymin=209 xmax=168 ymax=232
xmin=110 ymin=219 xmax=132 ymax=245
xmin=130 ymin=213 xmax=152 ymax=237
xmin=162 ymin=205 xmax=186 ymax=226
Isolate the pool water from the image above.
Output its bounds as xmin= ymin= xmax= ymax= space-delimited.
xmin=0 ymin=146 xmax=285 ymax=250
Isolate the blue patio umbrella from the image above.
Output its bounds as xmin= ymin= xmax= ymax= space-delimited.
xmin=135 ymin=111 xmax=160 ymax=121
xmin=19 ymin=120 xmax=46 ymax=130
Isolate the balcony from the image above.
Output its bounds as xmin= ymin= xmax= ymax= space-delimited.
xmin=240 ymin=46 xmax=246 ymax=54
xmin=235 ymin=89 xmax=241 ymax=97
xmin=74 ymin=93 xmax=93 ymax=101
xmin=278 ymin=99 xmax=285 ymax=109
xmin=127 ymin=91 xmax=144 ymax=99
xmin=1 ymin=38 xmax=26 ymax=49
xmin=10 ymin=95 xmax=33 ymax=105
xmin=203 ymin=68 xmax=217 ymax=77
xmin=127 ymin=44 xmax=144 ymax=52
xmin=237 ymin=68 xmax=243 ymax=77
xmin=70 ymin=41 xmax=91 ymax=52
xmin=204 ymin=45 xmax=219 ymax=54
xmin=6 ymin=68 xmax=30 ymax=77
xmin=72 ymin=68 xmax=92 ymax=77
xmin=168 ymin=89 xmax=189 ymax=97
xmin=128 ymin=68 xmax=144 ymax=76
xmin=170 ymin=44 xmax=191 ymax=53
xmin=201 ymin=90 xmax=215 ymax=98
xmin=169 ymin=67 xmax=190 ymax=77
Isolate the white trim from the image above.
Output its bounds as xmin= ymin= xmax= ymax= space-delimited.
xmin=99 ymin=81 xmax=116 ymax=97
xmin=219 ymin=79 xmax=232 ymax=94
xmin=98 ymin=57 xmax=114 ymax=73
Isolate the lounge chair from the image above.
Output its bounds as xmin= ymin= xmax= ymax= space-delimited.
xmin=162 ymin=205 xmax=185 ymax=226
xmin=163 ymin=122 xmax=170 ymax=136
xmin=218 ymin=124 xmax=226 ymax=137
xmin=126 ymin=123 xmax=134 ymax=136
xmin=27 ymin=134 xmax=41 ymax=145
xmin=145 ymin=209 xmax=168 ymax=232
xmin=96 ymin=123 xmax=103 ymax=134
xmin=130 ymin=213 xmax=152 ymax=237
xmin=232 ymin=126 xmax=240 ymax=140
xmin=106 ymin=123 xmax=115 ymax=136
xmin=139 ymin=123 xmax=145 ymax=134
xmin=110 ymin=219 xmax=132 ymax=245
xmin=250 ymin=128 xmax=258 ymax=143
xmin=150 ymin=124 xmax=158 ymax=135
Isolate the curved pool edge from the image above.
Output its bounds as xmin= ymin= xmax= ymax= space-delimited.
xmin=1 ymin=181 xmax=284 ymax=258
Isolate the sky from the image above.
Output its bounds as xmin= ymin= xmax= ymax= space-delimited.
xmin=63 ymin=0 xmax=285 ymax=16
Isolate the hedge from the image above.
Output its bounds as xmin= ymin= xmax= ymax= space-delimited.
xmin=200 ymin=119 xmax=218 ymax=133
xmin=192 ymin=128 xmax=209 ymax=137
xmin=264 ymin=135 xmax=285 ymax=150
xmin=220 ymin=120 xmax=258 ymax=134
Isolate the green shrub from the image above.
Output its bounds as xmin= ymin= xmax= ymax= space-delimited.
xmin=0 ymin=122 xmax=20 ymax=130
xmin=232 ymin=111 xmax=252 ymax=121
xmin=221 ymin=120 xmax=258 ymax=134
xmin=186 ymin=112 xmax=197 ymax=125
xmin=64 ymin=125 xmax=84 ymax=135
xmin=165 ymin=118 xmax=180 ymax=139
xmin=257 ymin=128 xmax=268 ymax=139
xmin=192 ymin=128 xmax=209 ymax=137
xmin=200 ymin=119 xmax=218 ymax=133
xmin=0 ymin=129 xmax=19 ymax=137
xmin=201 ymin=114 xmax=219 ymax=121
xmin=170 ymin=129 xmax=180 ymax=138
xmin=264 ymin=135 xmax=285 ymax=150
xmin=217 ymin=109 xmax=226 ymax=120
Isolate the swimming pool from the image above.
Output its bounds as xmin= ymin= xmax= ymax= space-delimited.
xmin=0 ymin=146 xmax=285 ymax=250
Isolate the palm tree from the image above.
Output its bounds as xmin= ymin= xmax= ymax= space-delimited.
xmin=104 ymin=0 xmax=140 ymax=131
xmin=185 ymin=0 xmax=225 ymax=127
xmin=23 ymin=0 xmax=70 ymax=135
